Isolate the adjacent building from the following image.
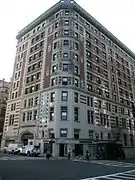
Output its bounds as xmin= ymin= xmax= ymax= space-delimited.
xmin=0 ymin=79 xmax=10 ymax=144
xmin=2 ymin=0 xmax=135 ymax=157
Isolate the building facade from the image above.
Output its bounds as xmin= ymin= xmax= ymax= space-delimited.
xmin=0 ymin=79 xmax=10 ymax=144
xmin=2 ymin=0 xmax=135 ymax=157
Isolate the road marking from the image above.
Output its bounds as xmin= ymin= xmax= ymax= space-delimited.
xmin=81 ymin=169 xmax=135 ymax=180
xmin=73 ymin=159 xmax=135 ymax=167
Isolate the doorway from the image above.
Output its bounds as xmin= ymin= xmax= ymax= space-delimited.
xmin=59 ymin=144 xmax=64 ymax=157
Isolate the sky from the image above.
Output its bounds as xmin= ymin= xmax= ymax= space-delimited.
xmin=0 ymin=0 xmax=134 ymax=81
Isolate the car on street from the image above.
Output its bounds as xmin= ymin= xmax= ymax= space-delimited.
xmin=4 ymin=143 xmax=23 ymax=154
xmin=21 ymin=145 xmax=41 ymax=156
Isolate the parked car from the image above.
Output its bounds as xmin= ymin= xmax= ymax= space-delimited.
xmin=4 ymin=144 xmax=22 ymax=154
xmin=21 ymin=145 xmax=41 ymax=156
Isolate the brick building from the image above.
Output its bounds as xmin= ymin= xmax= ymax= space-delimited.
xmin=2 ymin=0 xmax=135 ymax=157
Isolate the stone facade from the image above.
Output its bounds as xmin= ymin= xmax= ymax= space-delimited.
xmin=2 ymin=0 xmax=135 ymax=158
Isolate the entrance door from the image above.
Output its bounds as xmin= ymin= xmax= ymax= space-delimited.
xmin=59 ymin=144 xmax=64 ymax=157
xmin=75 ymin=144 xmax=83 ymax=156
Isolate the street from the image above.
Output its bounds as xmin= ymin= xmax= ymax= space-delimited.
xmin=0 ymin=153 xmax=135 ymax=179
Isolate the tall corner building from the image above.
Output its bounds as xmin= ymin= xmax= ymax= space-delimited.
xmin=2 ymin=0 xmax=135 ymax=157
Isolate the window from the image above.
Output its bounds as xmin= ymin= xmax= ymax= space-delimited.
xmin=102 ymin=52 xmax=106 ymax=58
xmin=75 ymin=66 xmax=78 ymax=74
xmin=52 ymin=65 xmax=57 ymax=73
xmin=27 ymin=111 xmax=32 ymax=121
xmin=64 ymin=20 xmax=69 ymax=26
xmin=74 ymin=107 xmax=79 ymax=122
xmin=124 ymin=134 xmax=127 ymax=146
xmin=86 ymin=40 xmax=91 ymax=47
xmin=22 ymin=113 xmax=25 ymax=121
xmin=54 ymin=42 xmax=57 ymax=49
xmin=35 ymin=97 xmax=38 ymax=105
xmin=62 ymin=77 xmax=68 ymax=85
xmin=89 ymin=130 xmax=94 ymax=139
xmin=130 ymin=134 xmax=133 ymax=147
xmin=74 ymin=79 xmax=78 ymax=87
xmin=63 ymin=53 xmax=68 ymax=58
xmin=9 ymin=115 xmax=14 ymax=125
xmin=87 ymin=61 xmax=91 ymax=70
xmin=64 ymin=30 xmax=69 ymax=36
xmin=64 ymin=40 xmax=69 ymax=46
xmin=51 ymin=78 xmax=56 ymax=86
xmin=24 ymin=100 xmax=27 ymax=108
xmin=100 ymin=132 xmax=103 ymax=139
xmin=75 ymin=42 xmax=78 ymax=50
xmin=74 ymin=54 xmax=78 ymax=61
xmin=74 ymin=92 xmax=78 ymax=103
xmin=63 ymin=64 xmax=68 ymax=71
xmin=53 ymin=53 xmax=57 ymax=61
xmin=75 ymin=23 xmax=78 ymax=29
xmin=55 ymin=32 xmax=58 ymax=38
xmin=61 ymin=106 xmax=68 ymax=120
xmin=75 ymin=32 xmax=78 ymax=39
xmin=28 ymin=98 xmax=33 ymax=107
xmin=86 ymin=31 xmax=90 ymax=38
xmin=49 ymin=107 xmax=54 ymax=121
xmin=55 ymin=22 xmax=59 ymax=29
xmin=60 ymin=129 xmax=67 ymax=137
xmin=33 ymin=110 xmax=37 ymax=120
xmin=50 ymin=92 xmax=55 ymax=102
xmin=102 ymin=43 xmax=106 ymax=49
xmin=74 ymin=129 xmax=80 ymax=139
xmin=65 ymin=10 xmax=70 ymax=16
xmin=87 ymin=110 xmax=94 ymax=124
xmin=86 ymin=50 xmax=91 ymax=58
xmin=61 ymin=91 xmax=68 ymax=101
xmin=11 ymin=103 xmax=16 ymax=111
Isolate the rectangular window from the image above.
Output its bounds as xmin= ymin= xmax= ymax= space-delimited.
xmin=62 ymin=77 xmax=68 ymax=85
xmin=87 ymin=110 xmax=94 ymax=124
xmin=74 ymin=79 xmax=78 ymax=87
xmin=61 ymin=106 xmax=68 ymax=120
xmin=50 ymin=92 xmax=55 ymax=102
xmin=74 ymin=54 xmax=78 ymax=61
xmin=75 ymin=42 xmax=78 ymax=50
xmin=49 ymin=107 xmax=54 ymax=121
xmin=74 ymin=107 xmax=79 ymax=122
xmin=33 ymin=110 xmax=37 ymax=120
xmin=35 ymin=97 xmax=38 ymax=105
xmin=52 ymin=65 xmax=57 ymax=73
xmin=64 ymin=40 xmax=69 ymax=46
xmin=63 ymin=64 xmax=68 ymax=71
xmin=51 ymin=78 xmax=56 ymax=86
xmin=9 ymin=115 xmax=14 ymax=125
xmin=61 ymin=91 xmax=68 ymax=101
xmin=60 ymin=129 xmax=67 ymax=137
xmin=53 ymin=53 xmax=57 ymax=61
xmin=74 ymin=129 xmax=80 ymax=139
xmin=89 ymin=130 xmax=94 ymax=139
xmin=65 ymin=10 xmax=70 ymax=16
xmin=54 ymin=42 xmax=57 ymax=49
xmin=75 ymin=66 xmax=78 ymax=74
xmin=64 ymin=20 xmax=69 ymax=26
xmin=64 ymin=30 xmax=69 ymax=36
xmin=74 ymin=92 xmax=78 ymax=103
xmin=22 ymin=113 xmax=25 ymax=121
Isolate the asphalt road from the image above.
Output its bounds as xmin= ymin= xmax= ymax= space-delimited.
xmin=0 ymin=153 xmax=134 ymax=180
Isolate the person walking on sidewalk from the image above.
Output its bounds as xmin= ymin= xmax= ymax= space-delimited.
xmin=67 ymin=148 xmax=71 ymax=160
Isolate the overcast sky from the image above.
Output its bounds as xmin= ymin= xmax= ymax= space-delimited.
xmin=0 ymin=0 xmax=134 ymax=81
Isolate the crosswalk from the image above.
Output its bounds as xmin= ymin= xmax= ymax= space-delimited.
xmin=73 ymin=159 xmax=135 ymax=168
xmin=81 ymin=169 xmax=135 ymax=180
xmin=0 ymin=156 xmax=46 ymax=160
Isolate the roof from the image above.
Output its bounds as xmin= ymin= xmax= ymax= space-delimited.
xmin=16 ymin=0 xmax=135 ymax=59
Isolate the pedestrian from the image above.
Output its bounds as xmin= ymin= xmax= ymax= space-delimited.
xmin=67 ymin=148 xmax=71 ymax=160
xmin=86 ymin=151 xmax=90 ymax=161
